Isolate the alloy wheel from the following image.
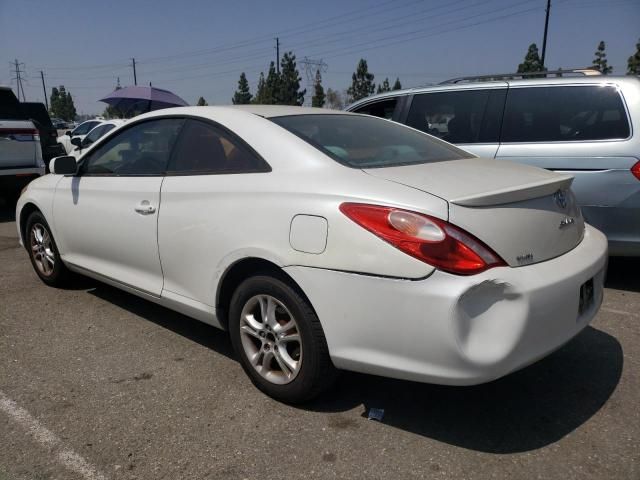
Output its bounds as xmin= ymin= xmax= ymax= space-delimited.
xmin=30 ymin=223 xmax=55 ymax=276
xmin=239 ymin=294 xmax=303 ymax=385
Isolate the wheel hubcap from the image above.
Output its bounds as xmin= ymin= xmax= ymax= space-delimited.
xmin=30 ymin=223 xmax=55 ymax=276
xmin=239 ymin=294 xmax=302 ymax=385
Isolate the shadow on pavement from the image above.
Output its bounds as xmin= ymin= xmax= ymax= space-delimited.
xmin=0 ymin=199 xmax=15 ymax=223
xmin=606 ymin=256 xmax=640 ymax=293
xmin=89 ymin=284 xmax=235 ymax=360
xmin=87 ymin=282 xmax=622 ymax=454
xmin=305 ymin=326 xmax=622 ymax=454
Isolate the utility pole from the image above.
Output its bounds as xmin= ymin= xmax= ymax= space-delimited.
xmin=275 ymin=37 xmax=280 ymax=73
xmin=12 ymin=59 xmax=26 ymax=101
xmin=40 ymin=71 xmax=48 ymax=109
xmin=541 ymin=0 xmax=551 ymax=69
xmin=131 ymin=57 xmax=137 ymax=86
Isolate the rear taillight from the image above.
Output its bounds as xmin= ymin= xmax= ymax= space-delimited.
xmin=340 ymin=203 xmax=507 ymax=275
xmin=632 ymin=161 xmax=640 ymax=181
xmin=0 ymin=128 xmax=39 ymax=141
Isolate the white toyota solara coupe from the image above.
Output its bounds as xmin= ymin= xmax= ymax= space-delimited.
xmin=16 ymin=106 xmax=607 ymax=403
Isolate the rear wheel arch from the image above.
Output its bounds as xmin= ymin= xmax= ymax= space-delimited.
xmin=216 ymin=257 xmax=315 ymax=330
xmin=19 ymin=202 xmax=42 ymax=246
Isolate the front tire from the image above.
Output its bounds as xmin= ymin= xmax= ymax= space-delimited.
xmin=229 ymin=275 xmax=337 ymax=403
xmin=25 ymin=211 xmax=71 ymax=286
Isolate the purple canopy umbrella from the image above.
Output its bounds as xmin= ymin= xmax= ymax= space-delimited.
xmin=99 ymin=85 xmax=188 ymax=115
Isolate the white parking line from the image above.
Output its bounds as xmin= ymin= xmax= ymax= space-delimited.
xmin=0 ymin=390 xmax=108 ymax=480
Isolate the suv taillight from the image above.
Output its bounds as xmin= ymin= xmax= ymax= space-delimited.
xmin=0 ymin=128 xmax=39 ymax=140
xmin=340 ymin=203 xmax=507 ymax=275
xmin=632 ymin=161 xmax=640 ymax=181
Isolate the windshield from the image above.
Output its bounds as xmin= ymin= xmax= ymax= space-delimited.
xmin=271 ymin=114 xmax=472 ymax=169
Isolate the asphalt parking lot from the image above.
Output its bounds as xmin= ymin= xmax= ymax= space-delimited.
xmin=0 ymin=200 xmax=638 ymax=480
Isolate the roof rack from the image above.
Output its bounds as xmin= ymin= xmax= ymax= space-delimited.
xmin=440 ymin=68 xmax=602 ymax=84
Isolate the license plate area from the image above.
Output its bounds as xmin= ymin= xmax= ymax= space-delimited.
xmin=578 ymin=278 xmax=594 ymax=317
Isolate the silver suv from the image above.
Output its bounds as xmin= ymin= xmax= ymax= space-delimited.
xmin=0 ymin=86 xmax=45 ymax=205
xmin=347 ymin=72 xmax=640 ymax=256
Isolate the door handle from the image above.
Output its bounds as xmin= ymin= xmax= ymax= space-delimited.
xmin=134 ymin=200 xmax=156 ymax=215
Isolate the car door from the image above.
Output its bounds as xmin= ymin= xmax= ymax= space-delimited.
xmin=52 ymin=117 xmax=184 ymax=295
xmin=495 ymin=84 xmax=637 ymax=252
xmin=158 ymin=118 xmax=271 ymax=312
xmin=403 ymin=87 xmax=507 ymax=158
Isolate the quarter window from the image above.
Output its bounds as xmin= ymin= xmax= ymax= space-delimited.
xmin=167 ymin=119 xmax=267 ymax=174
xmin=501 ymin=86 xmax=630 ymax=142
xmin=352 ymin=98 xmax=398 ymax=119
xmin=406 ymin=89 xmax=504 ymax=144
xmin=82 ymin=118 xmax=184 ymax=175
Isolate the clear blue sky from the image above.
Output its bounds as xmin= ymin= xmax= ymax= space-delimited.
xmin=1 ymin=0 xmax=638 ymax=115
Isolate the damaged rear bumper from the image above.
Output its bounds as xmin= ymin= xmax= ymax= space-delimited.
xmin=284 ymin=225 xmax=608 ymax=385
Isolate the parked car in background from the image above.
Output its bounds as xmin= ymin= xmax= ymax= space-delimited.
xmin=57 ymin=119 xmax=103 ymax=154
xmin=20 ymin=102 xmax=66 ymax=169
xmin=17 ymin=106 xmax=606 ymax=402
xmin=51 ymin=118 xmax=68 ymax=130
xmin=347 ymin=72 xmax=640 ymax=256
xmin=68 ymin=119 xmax=126 ymax=159
xmin=0 ymin=86 xmax=45 ymax=205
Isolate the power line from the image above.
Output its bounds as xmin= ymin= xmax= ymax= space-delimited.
xmin=541 ymin=0 xmax=551 ymax=69
xmin=131 ymin=58 xmax=137 ymax=86
xmin=11 ymin=59 xmax=26 ymax=101
xmin=40 ymin=71 xmax=48 ymax=109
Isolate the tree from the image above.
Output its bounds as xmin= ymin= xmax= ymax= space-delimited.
xmin=311 ymin=69 xmax=325 ymax=108
xmin=50 ymin=85 xmax=76 ymax=121
xmin=49 ymin=87 xmax=60 ymax=117
xmin=592 ymin=41 xmax=612 ymax=74
xmin=277 ymin=52 xmax=305 ymax=106
xmin=232 ymin=72 xmax=252 ymax=104
xmin=347 ymin=58 xmax=375 ymax=102
xmin=253 ymin=72 xmax=268 ymax=104
xmin=377 ymin=78 xmax=391 ymax=94
xmin=392 ymin=77 xmax=402 ymax=90
xmin=196 ymin=96 xmax=208 ymax=106
xmin=627 ymin=38 xmax=640 ymax=75
xmin=517 ymin=44 xmax=545 ymax=77
xmin=325 ymin=88 xmax=344 ymax=110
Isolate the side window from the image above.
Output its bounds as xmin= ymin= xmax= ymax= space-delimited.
xmin=406 ymin=90 xmax=499 ymax=144
xmin=82 ymin=124 xmax=113 ymax=147
xmin=352 ymin=98 xmax=398 ymax=119
xmin=167 ymin=119 xmax=268 ymax=174
xmin=502 ymin=86 xmax=630 ymax=142
xmin=82 ymin=118 xmax=184 ymax=175
xmin=72 ymin=121 xmax=99 ymax=136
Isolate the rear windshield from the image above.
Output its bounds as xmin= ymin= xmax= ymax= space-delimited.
xmin=271 ymin=114 xmax=472 ymax=168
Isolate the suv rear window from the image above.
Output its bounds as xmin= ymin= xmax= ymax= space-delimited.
xmin=271 ymin=114 xmax=471 ymax=169
xmin=502 ymin=85 xmax=630 ymax=142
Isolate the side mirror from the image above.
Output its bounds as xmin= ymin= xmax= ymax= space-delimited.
xmin=70 ymin=136 xmax=82 ymax=147
xmin=49 ymin=156 xmax=78 ymax=175
xmin=65 ymin=131 xmax=72 ymax=137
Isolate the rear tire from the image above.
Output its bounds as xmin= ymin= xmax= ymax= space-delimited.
xmin=25 ymin=211 xmax=71 ymax=286
xmin=229 ymin=274 xmax=337 ymax=403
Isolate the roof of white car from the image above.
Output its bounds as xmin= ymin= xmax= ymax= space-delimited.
xmin=138 ymin=105 xmax=353 ymax=120
xmin=224 ymin=105 xmax=352 ymax=117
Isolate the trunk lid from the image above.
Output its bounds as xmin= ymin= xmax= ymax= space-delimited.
xmin=364 ymin=158 xmax=585 ymax=266
xmin=0 ymin=119 xmax=38 ymax=168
